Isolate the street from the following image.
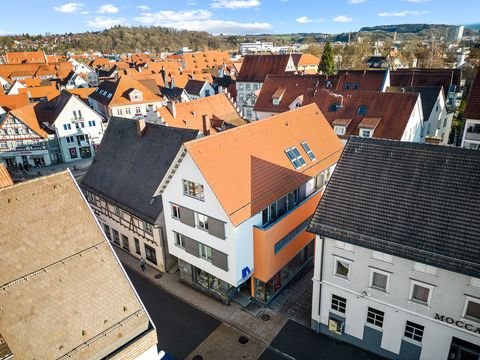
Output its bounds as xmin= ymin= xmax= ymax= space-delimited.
xmin=125 ymin=268 xmax=221 ymax=360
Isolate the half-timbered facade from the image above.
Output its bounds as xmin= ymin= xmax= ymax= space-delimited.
xmin=0 ymin=103 xmax=59 ymax=167
xmin=81 ymin=117 xmax=199 ymax=272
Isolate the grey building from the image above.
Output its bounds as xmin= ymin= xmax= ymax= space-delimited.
xmin=309 ymin=137 xmax=480 ymax=360
xmin=81 ymin=117 xmax=199 ymax=272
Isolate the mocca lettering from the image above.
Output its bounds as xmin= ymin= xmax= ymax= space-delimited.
xmin=435 ymin=313 xmax=480 ymax=335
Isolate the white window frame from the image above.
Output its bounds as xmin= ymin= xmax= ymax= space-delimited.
xmin=174 ymin=232 xmax=185 ymax=249
xmin=183 ymin=179 xmax=205 ymax=200
xmin=369 ymin=268 xmax=390 ymax=293
xmin=359 ymin=128 xmax=373 ymax=138
xmin=197 ymin=213 xmax=209 ymax=231
xmin=372 ymin=251 xmax=393 ymax=263
xmin=409 ymin=280 xmax=434 ymax=306
xmin=334 ymin=125 xmax=346 ymax=136
xmin=171 ymin=204 xmax=180 ymax=219
xmin=462 ymin=296 xmax=480 ymax=322
xmin=199 ymin=243 xmax=212 ymax=262
xmin=333 ymin=256 xmax=352 ymax=280
xmin=335 ymin=241 xmax=353 ymax=252
xmin=413 ymin=262 xmax=437 ymax=276
xmin=404 ymin=320 xmax=424 ymax=343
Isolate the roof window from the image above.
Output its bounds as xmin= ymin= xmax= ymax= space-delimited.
xmin=285 ymin=146 xmax=306 ymax=170
xmin=301 ymin=142 xmax=316 ymax=161
xmin=357 ymin=105 xmax=368 ymax=115
xmin=344 ymin=83 xmax=351 ymax=90
xmin=328 ymin=103 xmax=340 ymax=112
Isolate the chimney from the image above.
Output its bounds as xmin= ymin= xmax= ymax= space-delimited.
xmin=167 ymin=101 xmax=176 ymax=118
xmin=202 ymin=114 xmax=211 ymax=135
xmin=136 ymin=119 xmax=146 ymax=137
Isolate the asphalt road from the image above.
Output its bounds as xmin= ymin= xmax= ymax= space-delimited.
xmin=125 ymin=268 xmax=221 ymax=360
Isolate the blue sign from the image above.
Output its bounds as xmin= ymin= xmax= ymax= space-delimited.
xmin=241 ymin=266 xmax=251 ymax=279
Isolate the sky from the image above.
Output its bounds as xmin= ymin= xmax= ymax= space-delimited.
xmin=0 ymin=0 xmax=479 ymax=36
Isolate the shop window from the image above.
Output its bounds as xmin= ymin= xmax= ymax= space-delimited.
xmin=404 ymin=321 xmax=424 ymax=343
xmin=194 ymin=267 xmax=224 ymax=296
xmin=331 ymin=294 xmax=347 ymax=313
xmin=144 ymin=244 xmax=157 ymax=265
xmin=334 ymin=257 xmax=351 ymax=279
xmin=367 ymin=307 xmax=384 ymax=328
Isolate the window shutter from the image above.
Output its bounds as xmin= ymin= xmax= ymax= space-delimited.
xmin=211 ymin=249 xmax=228 ymax=271
xmin=180 ymin=206 xmax=195 ymax=227
xmin=184 ymin=236 xmax=199 ymax=257
xmin=208 ymin=217 xmax=225 ymax=239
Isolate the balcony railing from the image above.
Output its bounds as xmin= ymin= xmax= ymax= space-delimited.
xmin=465 ymin=132 xmax=480 ymax=141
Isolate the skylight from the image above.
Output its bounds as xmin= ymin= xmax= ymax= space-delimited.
xmin=285 ymin=146 xmax=306 ymax=169
xmin=301 ymin=142 xmax=316 ymax=161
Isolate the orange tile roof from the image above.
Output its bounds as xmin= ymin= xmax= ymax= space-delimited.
xmin=66 ymin=87 xmax=96 ymax=104
xmin=184 ymin=103 xmax=344 ymax=226
xmin=5 ymin=51 xmax=46 ymax=64
xmin=182 ymin=51 xmax=231 ymax=72
xmin=8 ymin=104 xmax=49 ymax=138
xmin=0 ymin=93 xmax=30 ymax=111
xmin=169 ymin=72 xmax=213 ymax=88
xmin=158 ymin=93 xmax=245 ymax=133
xmin=0 ymin=164 xmax=13 ymax=189
xmin=146 ymin=60 xmax=182 ymax=74
xmin=298 ymin=53 xmax=320 ymax=67
xmin=18 ymin=84 xmax=59 ymax=101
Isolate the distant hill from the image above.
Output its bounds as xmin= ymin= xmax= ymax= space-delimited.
xmin=359 ymin=24 xmax=447 ymax=34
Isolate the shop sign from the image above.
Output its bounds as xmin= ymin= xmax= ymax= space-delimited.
xmin=435 ymin=313 xmax=480 ymax=335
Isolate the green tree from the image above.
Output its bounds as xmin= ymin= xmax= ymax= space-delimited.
xmin=318 ymin=41 xmax=335 ymax=75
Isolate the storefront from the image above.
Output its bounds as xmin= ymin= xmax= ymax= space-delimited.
xmin=254 ymin=241 xmax=314 ymax=303
xmin=448 ymin=337 xmax=480 ymax=360
xmin=192 ymin=266 xmax=233 ymax=301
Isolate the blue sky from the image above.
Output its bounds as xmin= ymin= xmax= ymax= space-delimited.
xmin=0 ymin=0 xmax=478 ymax=36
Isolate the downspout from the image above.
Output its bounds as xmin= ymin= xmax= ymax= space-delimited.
xmin=316 ymin=236 xmax=325 ymax=333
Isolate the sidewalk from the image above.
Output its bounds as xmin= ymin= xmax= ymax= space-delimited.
xmin=113 ymin=247 xmax=288 ymax=345
xmin=11 ymin=158 xmax=92 ymax=182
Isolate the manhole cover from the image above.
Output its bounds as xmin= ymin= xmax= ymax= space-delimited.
xmin=261 ymin=314 xmax=271 ymax=321
xmin=192 ymin=355 xmax=203 ymax=360
xmin=239 ymin=335 xmax=249 ymax=344
xmin=154 ymin=274 xmax=162 ymax=279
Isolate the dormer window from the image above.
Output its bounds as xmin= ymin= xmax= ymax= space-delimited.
xmin=357 ymin=105 xmax=368 ymax=115
xmin=301 ymin=142 xmax=316 ymax=161
xmin=328 ymin=103 xmax=340 ymax=112
xmin=353 ymin=83 xmax=359 ymax=90
xmin=272 ymin=87 xmax=286 ymax=106
xmin=360 ymin=129 xmax=373 ymax=138
xmin=334 ymin=126 xmax=346 ymax=135
xmin=128 ymin=89 xmax=143 ymax=102
xmin=344 ymin=83 xmax=351 ymax=90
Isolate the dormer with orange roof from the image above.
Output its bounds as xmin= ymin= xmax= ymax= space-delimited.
xmin=155 ymin=103 xmax=343 ymax=303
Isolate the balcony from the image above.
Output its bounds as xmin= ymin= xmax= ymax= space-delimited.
xmin=253 ymin=190 xmax=323 ymax=284
xmin=13 ymin=144 xmax=47 ymax=152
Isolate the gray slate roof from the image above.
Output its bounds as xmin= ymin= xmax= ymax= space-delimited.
xmin=81 ymin=117 xmax=199 ymax=223
xmin=308 ymin=137 xmax=480 ymax=277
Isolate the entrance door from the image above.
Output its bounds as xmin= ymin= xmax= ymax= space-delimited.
xmin=448 ymin=337 xmax=480 ymax=360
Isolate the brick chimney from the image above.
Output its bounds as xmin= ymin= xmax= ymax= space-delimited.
xmin=202 ymin=114 xmax=210 ymax=135
xmin=136 ymin=119 xmax=146 ymax=137
xmin=167 ymin=101 xmax=177 ymax=118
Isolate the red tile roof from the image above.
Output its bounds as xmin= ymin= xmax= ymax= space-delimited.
xmin=390 ymin=68 xmax=461 ymax=95
xmin=0 ymin=164 xmax=13 ymax=189
xmin=5 ymin=51 xmax=46 ymax=64
xmin=464 ymin=70 xmax=480 ymax=120
xmin=0 ymin=93 xmax=30 ymax=111
xmin=237 ymin=55 xmax=295 ymax=82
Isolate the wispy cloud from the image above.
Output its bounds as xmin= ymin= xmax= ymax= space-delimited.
xmin=53 ymin=2 xmax=84 ymax=13
xmin=296 ymin=16 xmax=323 ymax=24
xmin=87 ymin=16 xmax=128 ymax=28
xmin=97 ymin=4 xmax=119 ymax=13
xmin=137 ymin=5 xmax=150 ymax=11
xmin=378 ymin=10 xmax=428 ymax=16
xmin=211 ymin=0 xmax=260 ymax=9
xmin=348 ymin=0 xmax=366 ymax=4
xmin=332 ymin=15 xmax=353 ymax=22
xmin=134 ymin=9 xmax=271 ymax=34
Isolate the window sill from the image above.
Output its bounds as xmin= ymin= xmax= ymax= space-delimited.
xmin=370 ymin=286 xmax=389 ymax=295
xmin=461 ymin=316 xmax=480 ymax=324
xmin=402 ymin=336 xmax=423 ymax=347
xmin=408 ymin=299 xmax=430 ymax=308
xmin=183 ymin=193 xmax=205 ymax=202
xmin=330 ymin=309 xmax=346 ymax=317
xmin=365 ymin=322 xmax=384 ymax=332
